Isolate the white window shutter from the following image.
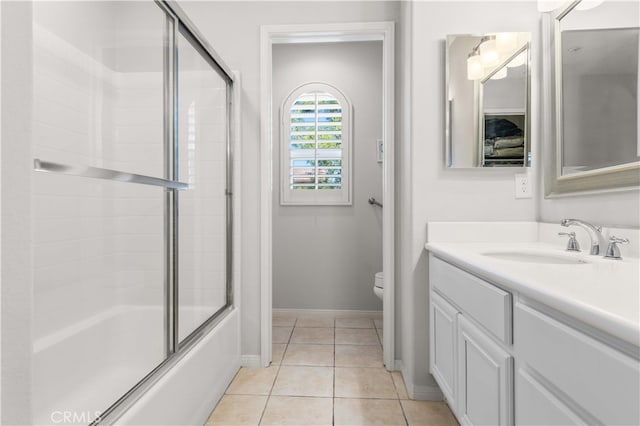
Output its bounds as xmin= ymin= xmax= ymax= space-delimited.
xmin=281 ymin=83 xmax=352 ymax=206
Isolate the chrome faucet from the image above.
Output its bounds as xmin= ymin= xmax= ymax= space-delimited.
xmin=560 ymin=219 xmax=605 ymax=255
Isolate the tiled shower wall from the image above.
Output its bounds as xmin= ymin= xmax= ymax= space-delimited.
xmin=32 ymin=22 xmax=162 ymax=341
xmin=31 ymin=10 xmax=229 ymax=342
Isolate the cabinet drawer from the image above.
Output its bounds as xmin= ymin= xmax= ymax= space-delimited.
xmin=515 ymin=303 xmax=640 ymax=425
xmin=430 ymin=255 xmax=512 ymax=344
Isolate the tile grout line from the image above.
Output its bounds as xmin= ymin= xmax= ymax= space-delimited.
xmin=392 ymin=370 xmax=410 ymax=426
xmin=203 ymin=366 xmax=244 ymax=425
xmin=398 ymin=398 xmax=410 ymax=426
xmin=392 ymin=371 xmax=401 ymax=400
xmin=333 ymin=396 xmax=409 ymax=401
xmin=258 ymin=317 xmax=296 ymax=425
xmin=390 ymin=359 xmax=411 ymax=426
xmin=266 ymin=315 xmax=398 ymax=425
xmin=332 ymin=319 xmax=336 ymax=426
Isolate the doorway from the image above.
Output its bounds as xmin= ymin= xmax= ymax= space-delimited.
xmin=260 ymin=23 xmax=395 ymax=369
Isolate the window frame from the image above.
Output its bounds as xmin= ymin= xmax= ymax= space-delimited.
xmin=280 ymin=82 xmax=352 ymax=206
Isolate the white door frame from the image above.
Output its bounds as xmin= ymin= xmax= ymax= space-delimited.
xmin=259 ymin=22 xmax=395 ymax=369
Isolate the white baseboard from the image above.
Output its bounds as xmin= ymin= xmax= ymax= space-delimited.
xmin=273 ymin=308 xmax=382 ymax=318
xmin=395 ymin=359 xmax=444 ymax=401
xmin=240 ymin=354 xmax=262 ymax=368
xmin=411 ymin=384 xmax=445 ymax=401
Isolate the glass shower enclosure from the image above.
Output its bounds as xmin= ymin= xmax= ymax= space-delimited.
xmin=31 ymin=1 xmax=234 ymax=423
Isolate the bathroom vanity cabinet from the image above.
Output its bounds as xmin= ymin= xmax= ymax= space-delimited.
xmin=429 ymin=256 xmax=514 ymax=425
xmin=428 ymin=254 xmax=640 ymax=426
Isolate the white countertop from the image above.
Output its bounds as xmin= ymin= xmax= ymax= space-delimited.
xmin=425 ymin=241 xmax=640 ymax=347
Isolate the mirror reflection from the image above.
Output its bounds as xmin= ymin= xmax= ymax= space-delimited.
xmin=558 ymin=2 xmax=639 ymax=176
xmin=446 ymin=32 xmax=531 ymax=168
xmin=481 ymin=46 xmax=529 ymax=167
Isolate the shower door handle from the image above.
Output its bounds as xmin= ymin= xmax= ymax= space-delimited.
xmin=34 ymin=158 xmax=189 ymax=190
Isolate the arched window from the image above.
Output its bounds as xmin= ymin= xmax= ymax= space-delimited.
xmin=281 ymin=83 xmax=351 ymax=205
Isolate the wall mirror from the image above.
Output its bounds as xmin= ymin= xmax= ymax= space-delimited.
xmin=446 ymin=32 xmax=531 ymax=168
xmin=544 ymin=0 xmax=639 ymax=196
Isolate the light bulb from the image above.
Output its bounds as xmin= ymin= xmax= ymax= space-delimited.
xmin=496 ymin=33 xmax=517 ymax=53
xmin=517 ymin=33 xmax=531 ymax=47
xmin=467 ymin=51 xmax=483 ymax=80
xmin=480 ymin=36 xmax=499 ymax=67
xmin=537 ymin=0 xmax=566 ymax=12
xmin=575 ymin=0 xmax=604 ymax=10
xmin=491 ymin=67 xmax=508 ymax=80
xmin=507 ymin=51 xmax=526 ymax=68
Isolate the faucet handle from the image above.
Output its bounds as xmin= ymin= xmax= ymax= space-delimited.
xmin=558 ymin=232 xmax=580 ymax=252
xmin=605 ymin=236 xmax=629 ymax=260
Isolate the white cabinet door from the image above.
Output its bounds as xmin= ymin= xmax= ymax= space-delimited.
xmin=430 ymin=291 xmax=458 ymax=408
xmin=457 ymin=315 xmax=513 ymax=426
xmin=515 ymin=302 xmax=640 ymax=425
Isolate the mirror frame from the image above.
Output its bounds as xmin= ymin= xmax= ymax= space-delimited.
xmin=543 ymin=0 xmax=640 ymax=197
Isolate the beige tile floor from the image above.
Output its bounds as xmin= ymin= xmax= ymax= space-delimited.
xmin=206 ymin=312 xmax=458 ymax=426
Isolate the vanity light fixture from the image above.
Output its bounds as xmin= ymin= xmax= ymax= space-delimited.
xmin=479 ymin=35 xmax=499 ymax=66
xmin=496 ymin=33 xmax=517 ymax=53
xmin=507 ymin=51 xmax=526 ymax=68
xmin=575 ymin=0 xmax=605 ymax=10
xmin=490 ymin=67 xmax=508 ymax=80
xmin=467 ymin=49 xmax=483 ymax=80
xmin=537 ymin=0 xmax=566 ymax=12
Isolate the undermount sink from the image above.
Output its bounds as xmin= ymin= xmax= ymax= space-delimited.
xmin=482 ymin=251 xmax=588 ymax=264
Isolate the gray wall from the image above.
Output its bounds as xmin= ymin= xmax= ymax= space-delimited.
xmin=483 ymin=73 xmax=526 ymax=112
xmin=1 ymin=2 xmax=33 ymax=422
xmin=272 ymin=42 xmax=383 ymax=311
xmin=563 ymin=73 xmax=637 ymax=170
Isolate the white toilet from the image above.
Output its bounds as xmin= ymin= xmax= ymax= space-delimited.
xmin=373 ymin=272 xmax=384 ymax=300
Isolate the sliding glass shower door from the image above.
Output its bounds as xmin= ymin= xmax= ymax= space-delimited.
xmin=177 ymin=28 xmax=231 ymax=342
xmin=31 ymin=1 xmax=233 ymax=423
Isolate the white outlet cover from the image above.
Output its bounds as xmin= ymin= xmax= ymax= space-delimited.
xmin=515 ymin=173 xmax=532 ymax=199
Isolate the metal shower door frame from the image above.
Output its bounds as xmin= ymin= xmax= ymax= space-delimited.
xmin=80 ymin=1 xmax=235 ymax=423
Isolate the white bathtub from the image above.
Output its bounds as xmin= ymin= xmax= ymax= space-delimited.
xmin=33 ymin=305 xmax=240 ymax=425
